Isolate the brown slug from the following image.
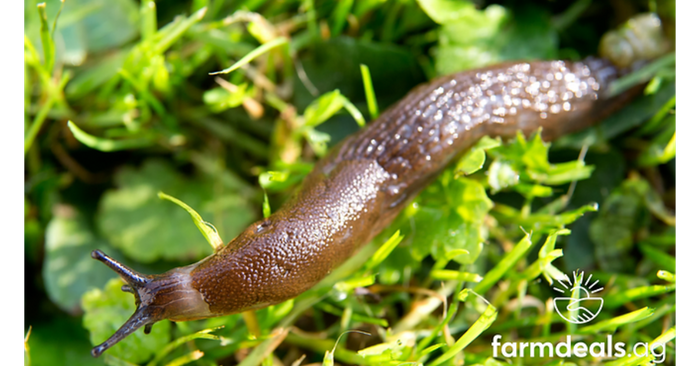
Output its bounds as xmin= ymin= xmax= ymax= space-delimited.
xmin=89 ymin=14 xmax=669 ymax=358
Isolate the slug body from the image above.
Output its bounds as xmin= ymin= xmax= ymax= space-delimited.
xmin=91 ymin=15 xmax=669 ymax=353
xmin=190 ymin=58 xmax=631 ymax=315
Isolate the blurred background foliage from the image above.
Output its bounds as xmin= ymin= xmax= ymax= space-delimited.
xmin=24 ymin=0 xmax=675 ymax=365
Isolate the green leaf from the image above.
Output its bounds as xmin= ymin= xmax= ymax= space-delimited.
xmin=432 ymin=4 xmax=556 ymax=74
xmin=447 ymin=177 xmax=493 ymax=263
xmin=158 ymin=192 xmax=224 ymax=252
xmin=512 ymin=183 xmax=553 ymax=198
xmin=487 ymin=160 xmax=519 ymax=192
xmin=499 ymin=203 xmax=597 ymax=234
xmin=77 ymin=0 xmax=139 ymax=53
xmin=416 ymin=0 xmax=482 ymax=25
xmin=590 ymin=175 xmax=673 ymax=271
xmin=203 ymin=84 xmax=249 ymax=112
xmin=539 ymin=160 xmax=594 ymax=186
xmin=42 ymin=205 xmax=115 ymax=313
xmin=455 ymin=136 xmax=502 ymax=176
xmin=518 ymin=229 xmax=569 ymax=282
xmin=401 ymin=176 xmax=492 ymax=266
xmin=82 ymin=279 xmax=170 ymax=363
xmin=304 ymin=127 xmax=332 ymax=156
xmin=303 ymin=89 xmax=346 ymax=127
xmin=97 ymin=159 xmax=255 ymax=262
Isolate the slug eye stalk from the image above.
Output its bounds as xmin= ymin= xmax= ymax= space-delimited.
xmin=91 ymin=250 xmax=149 ymax=288
xmin=89 ymin=250 xmax=161 ymax=357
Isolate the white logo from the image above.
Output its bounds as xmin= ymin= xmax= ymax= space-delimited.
xmin=552 ymin=271 xmax=604 ymax=324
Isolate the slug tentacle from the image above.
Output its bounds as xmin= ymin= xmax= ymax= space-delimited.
xmin=90 ymin=250 xmax=162 ymax=357
xmin=91 ymin=250 xmax=150 ymax=288
xmin=90 ymin=250 xmax=213 ymax=357
xmin=90 ymin=306 xmax=157 ymax=357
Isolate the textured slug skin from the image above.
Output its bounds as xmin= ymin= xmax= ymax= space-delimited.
xmin=190 ymin=57 xmax=635 ymax=314
xmin=89 ymin=57 xmax=643 ymax=357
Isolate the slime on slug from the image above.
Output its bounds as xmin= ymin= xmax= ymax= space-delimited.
xmin=89 ymin=13 xmax=670 ymax=357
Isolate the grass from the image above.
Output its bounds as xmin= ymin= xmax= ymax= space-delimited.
xmin=24 ymin=0 xmax=676 ymax=365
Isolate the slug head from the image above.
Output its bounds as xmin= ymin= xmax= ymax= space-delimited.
xmin=89 ymin=250 xmax=210 ymax=357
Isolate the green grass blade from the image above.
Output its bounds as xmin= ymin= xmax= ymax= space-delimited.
xmin=66 ymin=121 xmax=155 ymax=151
xmin=209 ymin=37 xmax=287 ymax=75
xmin=37 ymin=3 xmax=55 ymax=73
xmin=415 ymin=302 xmax=458 ymax=355
xmin=360 ymin=64 xmax=378 ymax=119
xmin=156 ymin=6 xmax=207 ymax=54
xmin=430 ymin=269 xmax=482 ymax=283
xmin=638 ymin=95 xmax=675 ymax=135
xmin=340 ymin=96 xmax=366 ymax=127
xmin=650 ymin=326 xmax=675 ymax=352
xmin=140 ymin=1 xmax=157 ymax=41
xmin=579 ymin=307 xmax=654 ymax=334
xmin=331 ymin=0 xmax=354 ymax=36
xmin=147 ymin=327 xmax=224 ymax=366
xmin=474 ymin=233 xmax=532 ymax=295
xmin=606 ymin=53 xmax=675 ymax=98
xmin=24 ymin=95 xmax=56 ymax=155
xmin=364 ymin=230 xmax=403 ymax=270
xmin=51 ymin=0 xmax=65 ymax=38
xmin=427 ymin=304 xmax=498 ymax=366
xmin=605 ymin=284 xmax=676 ymax=308
xmin=640 ymin=244 xmax=676 ymax=272
xmin=163 ymin=350 xmax=204 ymax=366
xmin=657 ymin=270 xmax=675 ymax=283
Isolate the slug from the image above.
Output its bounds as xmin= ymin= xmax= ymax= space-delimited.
xmin=89 ymin=14 xmax=668 ymax=357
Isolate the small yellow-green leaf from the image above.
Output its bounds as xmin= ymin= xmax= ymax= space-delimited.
xmin=158 ymin=192 xmax=224 ymax=252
